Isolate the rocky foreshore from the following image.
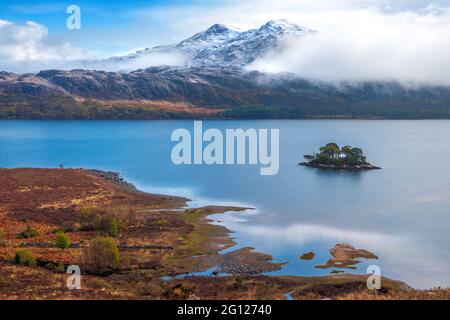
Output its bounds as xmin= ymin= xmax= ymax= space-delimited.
xmin=83 ymin=169 xmax=138 ymax=192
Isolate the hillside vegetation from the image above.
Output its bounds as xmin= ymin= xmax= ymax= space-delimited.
xmin=2 ymin=68 xmax=450 ymax=119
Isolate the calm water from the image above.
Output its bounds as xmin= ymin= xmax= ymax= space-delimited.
xmin=0 ymin=120 xmax=449 ymax=289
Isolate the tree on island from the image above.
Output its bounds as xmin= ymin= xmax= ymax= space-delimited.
xmin=300 ymin=143 xmax=379 ymax=170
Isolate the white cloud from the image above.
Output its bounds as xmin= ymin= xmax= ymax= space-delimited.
xmin=130 ymin=0 xmax=450 ymax=85
xmin=93 ymin=50 xmax=188 ymax=72
xmin=0 ymin=19 xmax=187 ymax=73
xmin=133 ymin=0 xmax=450 ymax=37
xmin=248 ymin=8 xmax=450 ymax=85
xmin=0 ymin=19 xmax=94 ymax=73
xmin=116 ymin=51 xmax=187 ymax=71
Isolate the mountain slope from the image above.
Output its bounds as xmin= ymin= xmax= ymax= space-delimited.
xmin=2 ymin=66 xmax=450 ymax=119
xmin=1 ymin=19 xmax=450 ymax=119
xmin=107 ymin=20 xmax=313 ymax=69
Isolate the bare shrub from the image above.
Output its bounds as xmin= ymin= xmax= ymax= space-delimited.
xmin=84 ymin=237 xmax=120 ymax=275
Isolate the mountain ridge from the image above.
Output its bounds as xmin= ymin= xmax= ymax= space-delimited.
xmin=1 ymin=19 xmax=450 ymax=119
xmin=105 ymin=19 xmax=314 ymax=69
xmin=2 ymin=65 xmax=450 ymax=119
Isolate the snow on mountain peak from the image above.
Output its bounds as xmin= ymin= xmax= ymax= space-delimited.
xmin=259 ymin=19 xmax=306 ymax=33
xmin=204 ymin=23 xmax=241 ymax=34
xmin=110 ymin=20 xmax=314 ymax=70
xmin=180 ymin=23 xmax=241 ymax=47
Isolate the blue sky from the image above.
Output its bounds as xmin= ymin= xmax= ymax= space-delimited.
xmin=0 ymin=0 xmax=202 ymax=54
xmin=2 ymin=0 xmax=448 ymax=55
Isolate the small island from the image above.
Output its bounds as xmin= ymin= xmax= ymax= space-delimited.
xmin=299 ymin=143 xmax=381 ymax=171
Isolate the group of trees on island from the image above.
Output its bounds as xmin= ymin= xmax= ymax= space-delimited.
xmin=303 ymin=143 xmax=368 ymax=167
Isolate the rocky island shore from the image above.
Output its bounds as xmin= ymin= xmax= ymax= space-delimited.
xmin=298 ymin=162 xmax=381 ymax=171
xmin=0 ymin=168 xmax=447 ymax=300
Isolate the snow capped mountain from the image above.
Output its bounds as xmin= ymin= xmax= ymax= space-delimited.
xmin=108 ymin=19 xmax=314 ymax=69
xmin=4 ymin=19 xmax=450 ymax=120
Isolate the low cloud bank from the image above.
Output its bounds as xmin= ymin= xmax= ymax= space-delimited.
xmin=94 ymin=50 xmax=188 ymax=72
xmin=248 ymin=8 xmax=450 ymax=86
xmin=0 ymin=19 xmax=186 ymax=73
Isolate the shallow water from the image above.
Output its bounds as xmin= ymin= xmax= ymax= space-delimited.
xmin=1 ymin=119 xmax=449 ymax=288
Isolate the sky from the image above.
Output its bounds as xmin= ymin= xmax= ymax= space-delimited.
xmin=1 ymin=0 xmax=450 ymax=84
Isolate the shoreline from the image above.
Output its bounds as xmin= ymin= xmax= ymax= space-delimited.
xmin=1 ymin=167 xmax=448 ymax=300
xmin=298 ymin=162 xmax=381 ymax=171
xmin=104 ymin=170 xmax=392 ymax=280
xmin=124 ymin=173 xmax=445 ymax=292
xmin=0 ymin=168 xmax=419 ymax=280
